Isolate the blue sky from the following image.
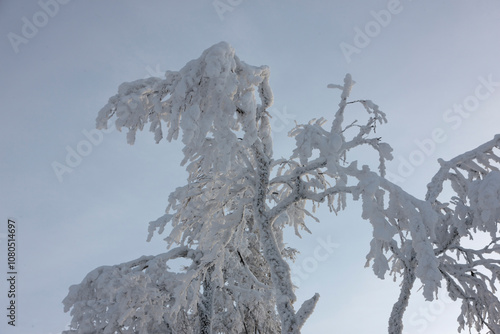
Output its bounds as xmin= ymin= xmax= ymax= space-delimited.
xmin=1 ymin=1 xmax=500 ymax=333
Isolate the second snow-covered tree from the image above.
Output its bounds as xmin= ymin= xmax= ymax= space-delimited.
xmin=63 ymin=42 xmax=500 ymax=334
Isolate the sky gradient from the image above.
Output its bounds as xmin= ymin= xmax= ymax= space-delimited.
xmin=1 ymin=1 xmax=500 ymax=333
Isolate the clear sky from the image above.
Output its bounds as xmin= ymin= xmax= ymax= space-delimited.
xmin=1 ymin=1 xmax=500 ymax=333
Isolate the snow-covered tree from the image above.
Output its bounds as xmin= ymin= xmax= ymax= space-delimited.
xmin=63 ymin=42 xmax=500 ymax=334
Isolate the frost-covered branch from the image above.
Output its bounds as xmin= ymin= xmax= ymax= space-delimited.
xmin=388 ymin=251 xmax=417 ymax=334
xmin=62 ymin=247 xmax=202 ymax=333
xmin=419 ymin=135 xmax=500 ymax=333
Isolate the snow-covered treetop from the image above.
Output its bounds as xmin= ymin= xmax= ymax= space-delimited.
xmin=97 ymin=41 xmax=273 ymax=174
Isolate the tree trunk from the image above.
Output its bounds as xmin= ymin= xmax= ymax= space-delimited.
xmin=388 ymin=254 xmax=417 ymax=334
xmin=253 ymin=142 xmax=299 ymax=334
xmin=199 ymin=266 xmax=215 ymax=334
